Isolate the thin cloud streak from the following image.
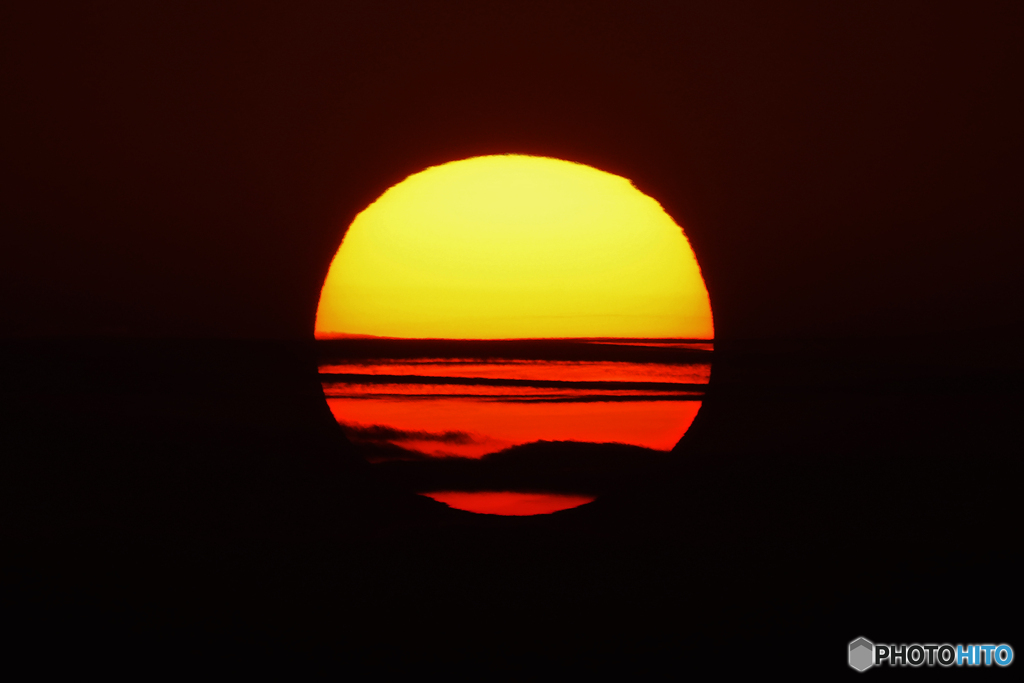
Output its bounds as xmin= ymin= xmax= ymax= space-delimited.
xmin=339 ymin=422 xmax=478 ymax=445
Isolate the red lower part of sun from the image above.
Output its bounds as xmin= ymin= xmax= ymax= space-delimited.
xmin=421 ymin=491 xmax=596 ymax=516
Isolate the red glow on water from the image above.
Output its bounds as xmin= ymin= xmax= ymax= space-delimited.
xmin=422 ymin=491 xmax=596 ymax=515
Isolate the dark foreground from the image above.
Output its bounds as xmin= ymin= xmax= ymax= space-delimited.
xmin=1 ymin=337 xmax=1020 ymax=677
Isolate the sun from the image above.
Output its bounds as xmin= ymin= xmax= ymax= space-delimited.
xmin=315 ymin=155 xmax=712 ymax=340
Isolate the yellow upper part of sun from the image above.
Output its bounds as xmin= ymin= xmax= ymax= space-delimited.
xmin=315 ymin=155 xmax=713 ymax=340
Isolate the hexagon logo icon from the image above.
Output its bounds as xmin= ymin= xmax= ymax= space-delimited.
xmin=849 ymin=637 xmax=874 ymax=672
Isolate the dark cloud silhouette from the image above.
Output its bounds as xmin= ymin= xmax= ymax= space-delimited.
xmin=339 ymin=422 xmax=477 ymax=445
xmin=369 ymin=439 xmax=674 ymax=495
xmin=325 ymin=389 xmax=702 ymax=403
xmin=322 ymin=371 xmax=702 ymax=393
xmin=318 ymin=338 xmax=712 ymax=364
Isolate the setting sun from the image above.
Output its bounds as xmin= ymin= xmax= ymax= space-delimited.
xmin=316 ymin=155 xmax=714 ymax=516
xmin=315 ymin=155 xmax=712 ymax=340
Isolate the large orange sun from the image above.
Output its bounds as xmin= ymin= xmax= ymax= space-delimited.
xmin=315 ymin=154 xmax=712 ymax=340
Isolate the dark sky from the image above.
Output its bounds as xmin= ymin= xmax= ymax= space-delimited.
xmin=3 ymin=1 xmax=1022 ymax=341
